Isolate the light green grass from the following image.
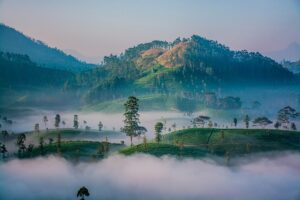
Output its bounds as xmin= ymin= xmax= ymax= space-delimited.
xmin=121 ymin=128 xmax=300 ymax=157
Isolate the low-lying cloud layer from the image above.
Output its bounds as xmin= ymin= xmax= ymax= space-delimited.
xmin=0 ymin=153 xmax=300 ymax=200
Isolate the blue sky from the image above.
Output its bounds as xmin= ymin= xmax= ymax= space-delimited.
xmin=0 ymin=0 xmax=299 ymax=59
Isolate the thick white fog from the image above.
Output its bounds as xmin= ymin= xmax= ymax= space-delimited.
xmin=0 ymin=153 xmax=300 ymax=200
xmin=1 ymin=111 xmax=193 ymax=137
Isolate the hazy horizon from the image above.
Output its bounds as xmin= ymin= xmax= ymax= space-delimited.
xmin=1 ymin=0 xmax=300 ymax=62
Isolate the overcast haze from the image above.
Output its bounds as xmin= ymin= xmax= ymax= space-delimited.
xmin=0 ymin=0 xmax=300 ymax=61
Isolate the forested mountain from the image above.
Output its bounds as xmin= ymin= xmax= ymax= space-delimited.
xmin=0 ymin=24 xmax=94 ymax=72
xmin=0 ymin=52 xmax=74 ymax=88
xmin=73 ymin=35 xmax=295 ymax=103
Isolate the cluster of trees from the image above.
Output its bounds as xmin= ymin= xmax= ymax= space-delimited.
xmin=275 ymin=106 xmax=298 ymax=130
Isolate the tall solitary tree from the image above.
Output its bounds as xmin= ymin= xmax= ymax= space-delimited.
xmin=98 ymin=121 xmax=103 ymax=131
xmin=77 ymin=186 xmax=90 ymax=200
xmin=155 ymin=122 xmax=164 ymax=143
xmin=291 ymin=122 xmax=297 ymax=131
xmin=55 ymin=114 xmax=61 ymax=153
xmin=233 ymin=118 xmax=237 ymax=127
xmin=123 ymin=96 xmax=141 ymax=146
xmin=1 ymin=130 xmax=9 ymax=144
xmin=34 ymin=123 xmax=40 ymax=133
xmin=0 ymin=143 xmax=8 ymax=159
xmin=16 ymin=133 xmax=26 ymax=156
xmin=244 ymin=115 xmax=250 ymax=129
xmin=73 ymin=115 xmax=79 ymax=129
xmin=43 ymin=116 xmax=48 ymax=129
xmin=39 ymin=137 xmax=45 ymax=155
xmin=55 ymin=114 xmax=61 ymax=129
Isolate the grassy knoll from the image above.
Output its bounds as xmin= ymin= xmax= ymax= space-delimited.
xmin=120 ymin=128 xmax=300 ymax=158
xmin=22 ymin=141 xmax=125 ymax=160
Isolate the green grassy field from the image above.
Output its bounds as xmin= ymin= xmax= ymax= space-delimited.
xmin=120 ymin=128 xmax=300 ymax=158
xmin=1 ymin=128 xmax=125 ymax=143
xmin=21 ymin=141 xmax=125 ymax=160
xmin=120 ymin=143 xmax=208 ymax=157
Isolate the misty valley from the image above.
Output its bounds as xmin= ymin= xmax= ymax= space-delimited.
xmin=1 ymin=4 xmax=300 ymax=199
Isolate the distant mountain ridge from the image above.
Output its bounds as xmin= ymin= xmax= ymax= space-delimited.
xmin=0 ymin=24 xmax=297 ymax=106
xmin=0 ymin=24 xmax=95 ymax=72
xmin=264 ymin=42 xmax=300 ymax=62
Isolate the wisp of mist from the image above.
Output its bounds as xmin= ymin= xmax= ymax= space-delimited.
xmin=1 ymin=153 xmax=300 ymax=200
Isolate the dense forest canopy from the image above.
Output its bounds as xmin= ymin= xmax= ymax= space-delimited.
xmin=0 ymin=52 xmax=74 ymax=89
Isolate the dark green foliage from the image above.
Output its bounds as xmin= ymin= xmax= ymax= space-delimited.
xmin=233 ymin=118 xmax=237 ymax=127
xmin=155 ymin=122 xmax=164 ymax=143
xmin=0 ymin=143 xmax=7 ymax=158
xmin=0 ymin=52 xmax=74 ymax=88
xmin=98 ymin=121 xmax=103 ymax=131
xmin=291 ymin=123 xmax=297 ymax=131
xmin=16 ymin=133 xmax=26 ymax=156
xmin=73 ymin=115 xmax=79 ymax=129
xmin=77 ymin=186 xmax=90 ymax=200
xmin=21 ymin=141 xmax=125 ymax=159
xmin=123 ymin=96 xmax=142 ymax=145
xmin=244 ymin=115 xmax=250 ymax=128
xmin=55 ymin=114 xmax=61 ymax=129
xmin=39 ymin=137 xmax=45 ymax=155
xmin=253 ymin=117 xmax=273 ymax=127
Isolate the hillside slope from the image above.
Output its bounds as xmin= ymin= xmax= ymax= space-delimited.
xmin=0 ymin=24 xmax=94 ymax=72
xmin=76 ymin=36 xmax=296 ymax=104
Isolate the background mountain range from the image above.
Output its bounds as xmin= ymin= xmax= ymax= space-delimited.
xmin=0 ymin=24 xmax=95 ymax=72
xmin=264 ymin=42 xmax=300 ymax=62
xmin=0 ymin=24 xmax=299 ymax=110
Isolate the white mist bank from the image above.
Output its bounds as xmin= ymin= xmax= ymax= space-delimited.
xmin=0 ymin=153 xmax=300 ymax=200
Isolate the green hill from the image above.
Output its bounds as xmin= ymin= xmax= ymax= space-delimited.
xmin=21 ymin=141 xmax=125 ymax=160
xmin=74 ymin=36 xmax=296 ymax=105
xmin=120 ymin=128 xmax=300 ymax=158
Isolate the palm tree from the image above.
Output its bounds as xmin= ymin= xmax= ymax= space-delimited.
xmin=77 ymin=186 xmax=90 ymax=200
